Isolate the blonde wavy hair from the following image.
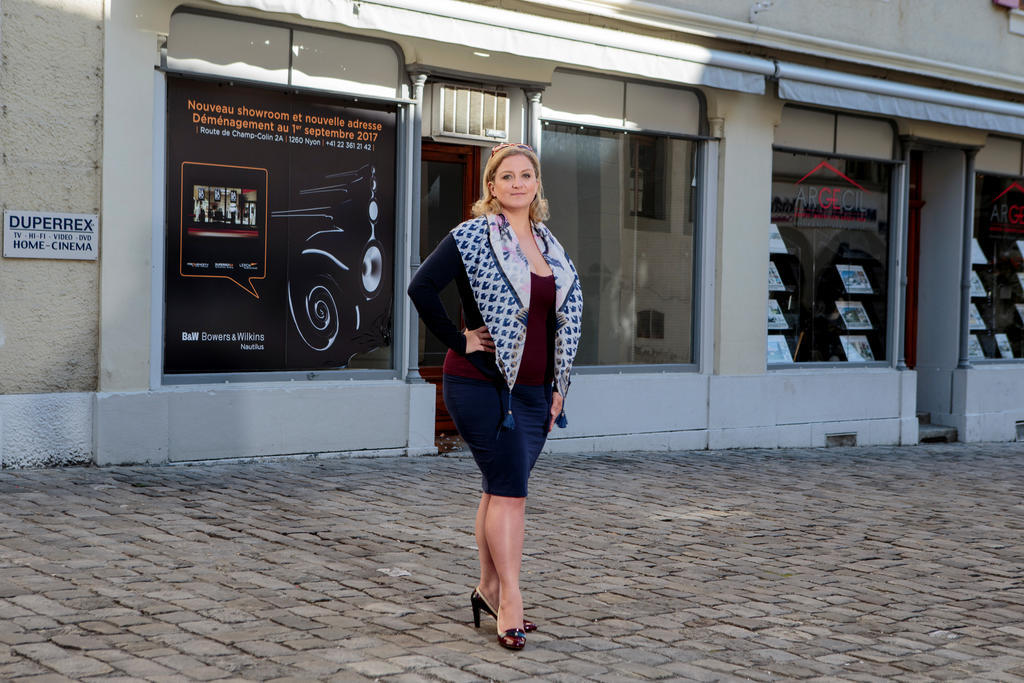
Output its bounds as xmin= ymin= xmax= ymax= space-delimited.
xmin=471 ymin=144 xmax=550 ymax=222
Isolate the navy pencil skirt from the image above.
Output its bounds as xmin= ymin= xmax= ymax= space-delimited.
xmin=442 ymin=374 xmax=552 ymax=498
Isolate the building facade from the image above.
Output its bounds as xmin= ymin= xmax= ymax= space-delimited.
xmin=4 ymin=0 xmax=1024 ymax=466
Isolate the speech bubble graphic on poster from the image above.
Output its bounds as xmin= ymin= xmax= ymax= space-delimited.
xmin=179 ymin=162 xmax=269 ymax=297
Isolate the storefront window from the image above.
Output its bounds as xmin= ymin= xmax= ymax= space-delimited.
xmin=163 ymin=76 xmax=397 ymax=374
xmin=768 ymin=151 xmax=893 ymax=363
xmin=971 ymin=173 xmax=1024 ymax=360
xmin=542 ymin=122 xmax=696 ymax=365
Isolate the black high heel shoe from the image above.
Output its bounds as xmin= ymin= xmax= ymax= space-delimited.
xmin=470 ymin=588 xmax=537 ymax=632
xmin=497 ymin=627 xmax=526 ymax=650
xmin=496 ymin=606 xmax=526 ymax=650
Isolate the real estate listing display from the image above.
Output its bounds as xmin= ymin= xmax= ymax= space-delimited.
xmin=768 ymin=261 xmax=786 ymax=292
xmin=968 ymin=334 xmax=986 ymax=359
xmin=970 ymin=173 xmax=1024 ymax=360
xmin=969 ymin=303 xmax=986 ymax=331
xmin=835 ymin=264 xmax=873 ymax=294
xmin=768 ymin=152 xmax=892 ymax=363
xmin=766 ymin=335 xmax=794 ymax=363
xmin=972 ymin=238 xmax=988 ymax=265
xmin=164 ymin=76 xmax=397 ymax=374
xmin=839 ymin=334 xmax=874 ymax=362
xmin=768 ymin=224 xmax=788 ymax=254
xmin=836 ymin=300 xmax=872 ymax=330
xmin=971 ymin=270 xmax=987 ymax=299
xmin=767 ymin=298 xmax=788 ymax=329
xmin=996 ymin=332 xmax=1014 ymax=358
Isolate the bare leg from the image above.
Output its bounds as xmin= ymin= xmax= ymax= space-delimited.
xmin=475 ymin=493 xmax=500 ymax=605
xmin=483 ymin=494 xmax=526 ymax=633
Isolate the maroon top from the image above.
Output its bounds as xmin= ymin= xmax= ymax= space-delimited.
xmin=443 ymin=272 xmax=555 ymax=386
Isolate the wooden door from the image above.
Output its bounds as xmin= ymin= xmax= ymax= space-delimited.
xmin=418 ymin=142 xmax=480 ymax=434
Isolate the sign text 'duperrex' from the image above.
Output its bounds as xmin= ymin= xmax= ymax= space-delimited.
xmin=3 ymin=210 xmax=98 ymax=260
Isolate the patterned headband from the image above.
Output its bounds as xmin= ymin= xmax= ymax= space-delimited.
xmin=490 ymin=142 xmax=533 ymax=157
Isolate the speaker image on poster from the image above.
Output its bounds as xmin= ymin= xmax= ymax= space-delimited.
xmin=279 ymin=163 xmax=392 ymax=369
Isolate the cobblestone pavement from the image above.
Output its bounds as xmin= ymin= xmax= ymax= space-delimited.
xmin=1 ymin=443 xmax=1023 ymax=682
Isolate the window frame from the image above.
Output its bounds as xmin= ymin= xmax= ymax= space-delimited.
xmin=767 ymin=144 xmax=903 ymax=368
xmin=539 ymin=117 xmax=713 ymax=373
xmin=966 ymin=168 xmax=1024 ymax=364
xmin=155 ymin=10 xmax=415 ymax=387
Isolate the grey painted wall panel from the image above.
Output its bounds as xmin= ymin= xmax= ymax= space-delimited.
xmin=914 ymin=149 xmax=966 ymax=419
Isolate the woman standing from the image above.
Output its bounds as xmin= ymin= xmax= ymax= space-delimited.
xmin=408 ymin=143 xmax=582 ymax=650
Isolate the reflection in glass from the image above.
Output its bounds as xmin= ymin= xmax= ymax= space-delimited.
xmin=542 ymin=122 xmax=695 ymax=365
xmin=417 ymin=159 xmax=466 ymax=368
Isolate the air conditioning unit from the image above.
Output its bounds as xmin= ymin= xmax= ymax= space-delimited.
xmin=432 ymin=83 xmax=509 ymax=142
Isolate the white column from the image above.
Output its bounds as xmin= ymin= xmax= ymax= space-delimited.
xmin=405 ymin=73 xmax=429 ymax=383
xmin=524 ymin=88 xmax=543 ymax=152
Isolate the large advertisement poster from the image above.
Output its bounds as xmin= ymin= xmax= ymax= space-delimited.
xmin=164 ymin=76 xmax=396 ymax=373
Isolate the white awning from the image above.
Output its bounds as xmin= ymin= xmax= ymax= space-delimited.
xmin=777 ymin=63 xmax=1024 ymax=138
xmin=206 ymin=0 xmax=1024 ymax=137
xmin=206 ymin=0 xmax=768 ymax=95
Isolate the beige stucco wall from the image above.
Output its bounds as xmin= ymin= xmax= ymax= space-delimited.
xmin=99 ymin=0 xmax=172 ymax=391
xmin=710 ymin=0 xmax=1019 ymax=76
xmin=537 ymin=0 xmax=1024 ymax=86
xmin=705 ymin=90 xmax=783 ymax=375
xmin=0 ymin=0 xmax=103 ymax=394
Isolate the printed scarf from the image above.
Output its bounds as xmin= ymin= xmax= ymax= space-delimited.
xmin=451 ymin=214 xmax=583 ymax=423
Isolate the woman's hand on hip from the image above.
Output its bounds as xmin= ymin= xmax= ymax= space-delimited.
xmin=463 ymin=325 xmax=495 ymax=353
xmin=549 ymin=391 xmax=563 ymax=432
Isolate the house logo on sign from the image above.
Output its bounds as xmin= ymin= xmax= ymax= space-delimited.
xmin=792 ymin=161 xmax=868 ymax=222
xmin=988 ymin=181 xmax=1024 ymax=234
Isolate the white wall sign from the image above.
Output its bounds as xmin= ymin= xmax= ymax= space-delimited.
xmin=3 ymin=210 xmax=98 ymax=260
